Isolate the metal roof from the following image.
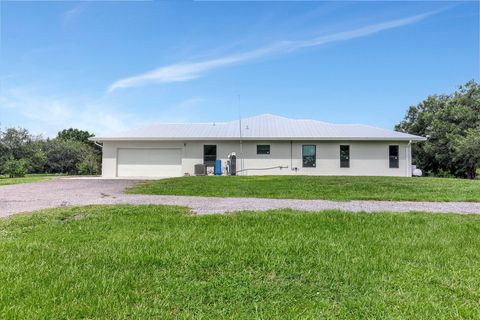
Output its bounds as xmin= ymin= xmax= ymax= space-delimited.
xmin=92 ymin=114 xmax=426 ymax=141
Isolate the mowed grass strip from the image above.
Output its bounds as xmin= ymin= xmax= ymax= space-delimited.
xmin=0 ymin=174 xmax=61 ymax=186
xmin=1 ymin=205 xmax=479 ymax=319
xmin=127 ymin=175 xmax=480 ymax=202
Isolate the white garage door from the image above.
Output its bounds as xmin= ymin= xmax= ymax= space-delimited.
xmin=117 ymin=148 xmax=182 ymax=177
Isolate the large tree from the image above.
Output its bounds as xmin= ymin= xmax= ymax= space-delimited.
xmin=395 ymin=80 xmax=480 ymax=179
xmin=0 ymin=127 xmax=46 ymax=173
xmin=57 ymin=128 xmax=99 ymax=150
xmin=56 ymin=128 xmax=102 ymax=171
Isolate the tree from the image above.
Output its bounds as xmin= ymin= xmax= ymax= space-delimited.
xmin=0 ymin=127 xmax=33 ymax=160
xmin=452 ymin=127 xmax=480 ymax=179
xmin=57 ymin=128 xmax=100 ymax=151
xmin=396 ymin=81 xmax=480 ymax=179
xmin=2 ymin=159 xmax=27 ymax=178
xmin=0 ymin=127 xmax=45 ymax=174
xmin=43 ymin=139 xmax=90 ymax=175
xmin=57 ymin=128 xmax=93 ymax=144
xmin=0 ymin=126 xmax=101 ymax=176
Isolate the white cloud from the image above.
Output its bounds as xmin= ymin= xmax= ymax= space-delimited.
xmin=0 ymin=88 xmax=136 ymax=137
xmin=63 ymin=4 xmax=86 ymax=25
xmin=108 ymin=10 xmax=439 ymax=93
xmin=0 ymin=88 xmax=211 ymax=136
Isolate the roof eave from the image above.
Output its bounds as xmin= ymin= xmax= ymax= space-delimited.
xmin=91 ymin=136 xmax=427 ymax=142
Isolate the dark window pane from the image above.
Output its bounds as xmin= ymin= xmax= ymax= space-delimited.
xmin=340 ymin=145 xmax=350 ymax=168
xmin=302 ymin=145 xmax=316 ymax=167
xmin=257 ymin=145 xmax=270 ymax=155
xmin=204 ymin=145 xmax=217 ymax=165
xmin=389 ymin=145 xmax=399 ymax=168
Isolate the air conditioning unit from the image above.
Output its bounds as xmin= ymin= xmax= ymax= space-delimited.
xmin=194 ymin=164 xmax=206 ymax=176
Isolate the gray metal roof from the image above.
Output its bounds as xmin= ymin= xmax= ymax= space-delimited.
xmin=92 ymin=114 xmax=426 ymax=141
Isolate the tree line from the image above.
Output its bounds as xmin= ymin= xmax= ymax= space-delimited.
xmin=0 ymin=128 xmax=101 ymax=178
xmin=396 ymin=80 xmax=479 ymax=179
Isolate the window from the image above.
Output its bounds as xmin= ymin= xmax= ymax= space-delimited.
xmin=203 ymin=145 xmax=217 ymax=166
xmin=389 ymin=145 xmax=399 ymax=168
xmin=302 ymin=145 xmax=316 ymax=167
xmin=257 ymin=145 xmax=270 ymax=155
xmin=340 ymin=145 xmax=350 ymax=168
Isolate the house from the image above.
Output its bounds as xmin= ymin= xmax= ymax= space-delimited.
xmin=91 ymin=114 xmax=426 ymax=178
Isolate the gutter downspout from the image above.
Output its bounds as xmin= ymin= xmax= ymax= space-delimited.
xmin=406 ymin=140 xmax=412 ymax=176
xmin=290 ymin=140 xmax=293 ymax=171
xmin=93 ymin=140 xmax=104 ymax=177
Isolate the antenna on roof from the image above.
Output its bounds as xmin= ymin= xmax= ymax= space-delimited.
xmin=238 ymin=94 xmax=244 ymax=175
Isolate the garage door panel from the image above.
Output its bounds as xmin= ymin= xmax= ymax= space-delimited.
xmin=117 ymin=148 xmax=182 ymax=177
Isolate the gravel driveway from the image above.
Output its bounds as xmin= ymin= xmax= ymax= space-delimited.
xmin=1 ymin=177 xmax=480 ymax=218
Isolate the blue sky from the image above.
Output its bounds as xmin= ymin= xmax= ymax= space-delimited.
xmin=0 ymin=1 xmax=478 ymax=137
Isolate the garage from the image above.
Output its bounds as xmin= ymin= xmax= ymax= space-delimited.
xmin=117 ymin=148 xmax=182 ymax=177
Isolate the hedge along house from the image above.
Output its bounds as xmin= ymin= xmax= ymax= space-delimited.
xmin=91 ymin=114 xmax=426 ymax=178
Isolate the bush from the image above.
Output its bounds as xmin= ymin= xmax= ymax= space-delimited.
xmin=77 ymin=153 xmax=100 ymax=175
xmin=3 ymin=159 xmax=27 ymax=178
xmin=432 ymin=169 xmax=456 ymax=179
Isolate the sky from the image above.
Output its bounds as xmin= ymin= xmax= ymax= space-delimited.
xmin=0 ymin=0 xmax=478 ymax=137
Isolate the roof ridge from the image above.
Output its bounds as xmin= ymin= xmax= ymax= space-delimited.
xmin=93 ymin=113 xmax=426 ymax=141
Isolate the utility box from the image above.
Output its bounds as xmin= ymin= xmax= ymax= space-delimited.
xmin=194 ymin=164 xmax=206 ymax=176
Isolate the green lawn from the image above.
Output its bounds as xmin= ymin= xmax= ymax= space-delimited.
xmin=1 ymin=205 xmax=479 ymax=319
xmin=0 ymin=174 xmax=61 ymax=186
xmin=128 ymin=175 xmax=480 ymax=202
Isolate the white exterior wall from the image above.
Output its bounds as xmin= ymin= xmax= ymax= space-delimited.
xmin=102 ymin=140 xmax=412 ymax=177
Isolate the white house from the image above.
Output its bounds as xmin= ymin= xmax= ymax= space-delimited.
xmin=91 ymin=114 xmax=426 ymax=178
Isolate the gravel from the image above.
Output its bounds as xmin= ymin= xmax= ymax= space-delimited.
xmin=1 ymin=177 xmax=479 ymax=218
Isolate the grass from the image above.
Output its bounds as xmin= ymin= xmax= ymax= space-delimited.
xmin=1 ymin=205 xmax=479 ymax=319
xmin=0 ymin=174 xmax=61 ymax=186
xmin=128 ymin=175 xmax=480 ymax=202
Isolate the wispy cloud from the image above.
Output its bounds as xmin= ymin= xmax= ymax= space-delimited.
xmin=63 ymin=4 xmax=86 ymax=25
xmin=0 ymin=87 xmax=209 ymax=136
xmin=108 ymin=10 xmax=439 ymax=93
xmin=0 ymin=87 xmax=136 ymax=137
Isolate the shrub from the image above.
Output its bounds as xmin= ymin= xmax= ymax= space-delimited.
xmin=77 ymin=153 xmax=100 ymax=175
xmin=433 ymin=169 xmax=456 ymax=178
xmin=3 ymin=159 xmax=27 ymax=178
